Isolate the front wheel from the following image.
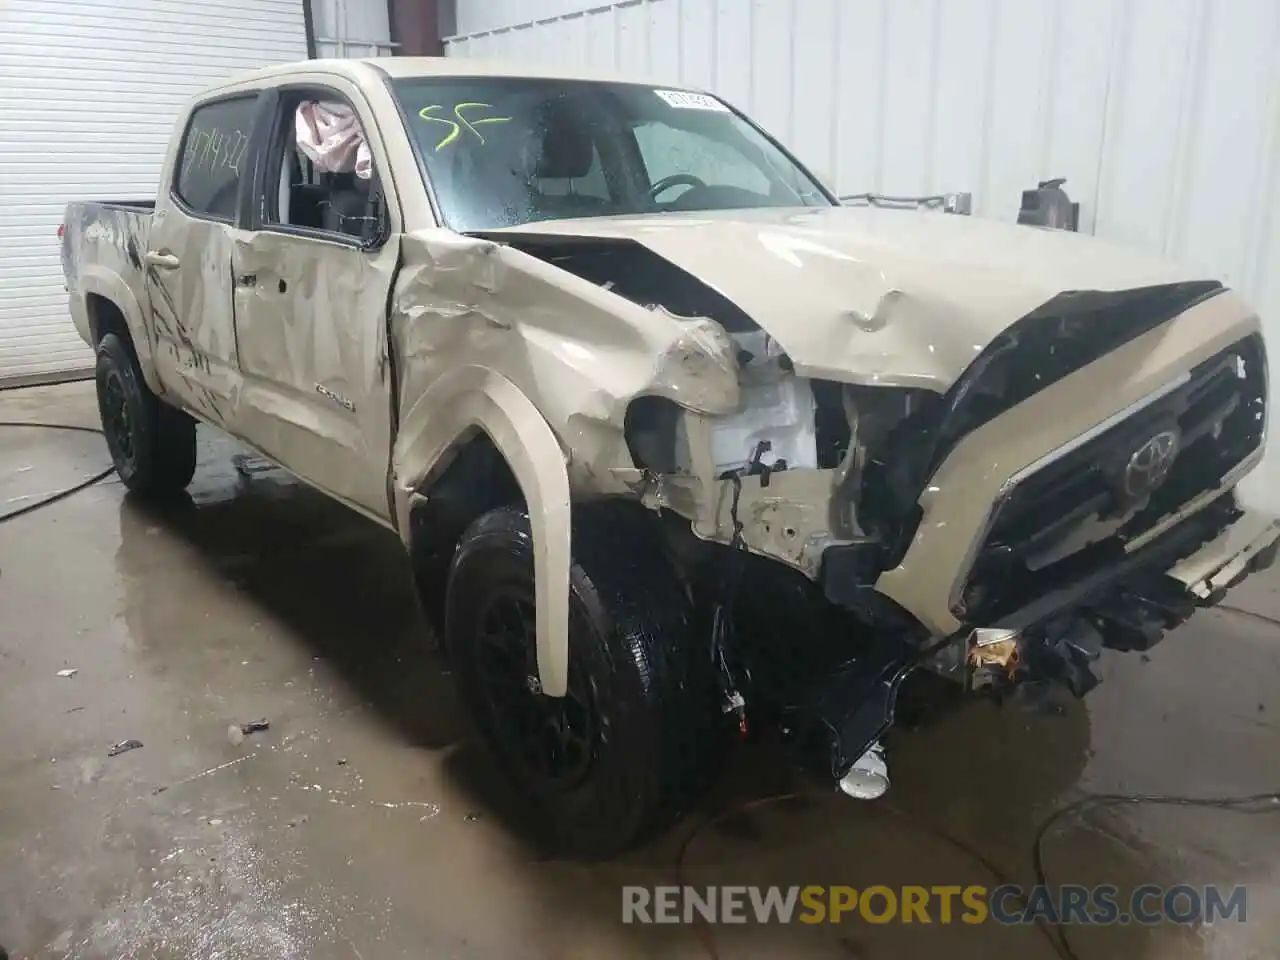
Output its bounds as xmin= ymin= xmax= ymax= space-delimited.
xmin=445 ymin=502 xmax=728 ymax=858
xmin=95 ymin=333 xmax=196 ymax=496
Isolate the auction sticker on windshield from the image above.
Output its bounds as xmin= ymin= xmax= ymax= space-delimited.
xmin=654 ymin=90 xmax=729 ymax=111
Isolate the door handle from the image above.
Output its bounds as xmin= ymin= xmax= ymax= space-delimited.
xmin=235 ymin=273 xmax=258 ymax=287
xmin=144 ymin=250 xmax=181 ymax=270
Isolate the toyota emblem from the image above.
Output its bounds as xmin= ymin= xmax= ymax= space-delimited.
xmin=1123 ymin=429 xmax=1180 ymax=498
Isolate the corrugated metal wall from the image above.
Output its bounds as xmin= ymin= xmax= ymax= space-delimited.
xmin=0 ymin=0 xmax=309 ymax=387
xmin=444 ymin=0 xmax=1280 ymax=504
xmin=311 ymin=0 xmax=396 ymax=57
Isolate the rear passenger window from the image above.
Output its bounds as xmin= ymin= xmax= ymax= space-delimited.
xmin=176 ymin=94 xmax=258 ymax=220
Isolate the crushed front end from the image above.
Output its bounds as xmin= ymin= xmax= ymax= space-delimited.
xmin=938 ymin=329 xmax=1273 ymax=701
xmin=854 ymin=289 xmax=1277 ymax=771
xmin=468 ymin=223 xmax=1277 ymax=798
xmin=691 ymin=286 xmax=1276 ymax=792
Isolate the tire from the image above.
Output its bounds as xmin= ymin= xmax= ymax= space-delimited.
xmin=445 ymin=501 xmax=727 ymax=858
xmin=95 ymin=333 xmax=196 ymax=496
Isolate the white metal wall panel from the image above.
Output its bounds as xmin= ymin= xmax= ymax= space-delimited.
xmin=312 ymin=0 xmax=396 ymax=58
xmin=451 ymin=0 xmax=605 ymax=37
xmin=445 ymin=0 xmax=1280 ymax=506
xmin=0 ymin=0 xmax=307 ymax=386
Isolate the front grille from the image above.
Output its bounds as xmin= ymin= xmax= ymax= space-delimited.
xmin=956 ymin=334 xmax=1267 ymax=621
xmin=858 ymin=281 xmax=1224 ymax=569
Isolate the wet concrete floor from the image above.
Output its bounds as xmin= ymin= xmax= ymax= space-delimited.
xmin=2 ymin=381 xmax=1280 ymax=959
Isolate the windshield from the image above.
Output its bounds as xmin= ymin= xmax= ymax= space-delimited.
xmin=390 ymin=76 xmax=833 ymax=231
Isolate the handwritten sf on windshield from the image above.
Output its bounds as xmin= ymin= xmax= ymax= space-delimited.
xmin=417 ymin=103 xmax=511 ymax=150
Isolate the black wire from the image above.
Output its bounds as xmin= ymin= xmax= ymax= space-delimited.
xmin=711 ymin=472 xmax=749 ymax=714
xmin=1215 ymin=603 xmax=1280 ymax=630
xmin=0 ymin=421 xmax=114 ymax=523
xmin=1031 ymin=789 xmax=1280 ymax=960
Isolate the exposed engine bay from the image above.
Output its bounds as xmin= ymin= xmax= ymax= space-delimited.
xmin=495 ymin=232 xmax=1255 ymax=577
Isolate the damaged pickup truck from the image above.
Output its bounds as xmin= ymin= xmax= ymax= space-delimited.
xmin=63 ymin=57 xmax=1278 ymax=856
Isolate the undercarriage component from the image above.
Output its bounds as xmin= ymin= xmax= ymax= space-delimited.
xmin=1016 ymin=616 xmax=1105 ymax=698
xmin=787 ymin=631 xmax=943 ymax=783
xmin=838 ymin=741 xmax=889 ymax=799
xmin=967 ymin=628 xmax=1020 ymax=693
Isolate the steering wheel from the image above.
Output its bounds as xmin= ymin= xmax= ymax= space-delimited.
xmin=647 ymin=173 xmax=709 ymax=203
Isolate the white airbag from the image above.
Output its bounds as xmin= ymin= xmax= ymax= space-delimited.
xmin=295 ymin=100 xmax=372 ymax=179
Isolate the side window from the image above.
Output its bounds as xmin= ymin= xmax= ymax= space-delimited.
xmin=176 ymin=95 xmax=258 ymax=221
xmin=264 ymin=94 xmax=385 ymax=243
xmin=633 ymin=123 xmax=770 ymax=195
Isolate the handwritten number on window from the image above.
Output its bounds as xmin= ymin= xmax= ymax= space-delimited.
xmin=182 ymin=126 xmax=249 ymax=177
xmin=417 ymin=103 xmax=511 ymax=151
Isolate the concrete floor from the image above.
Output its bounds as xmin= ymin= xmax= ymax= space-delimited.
xmin=3 ymin=381 xmax=1280 ymax=960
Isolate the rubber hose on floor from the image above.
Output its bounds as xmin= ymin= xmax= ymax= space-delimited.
xmin=0 ymin=421 xmax=114 ymax=524
xmin=676 ymin=785 xmax=1280 ymax=960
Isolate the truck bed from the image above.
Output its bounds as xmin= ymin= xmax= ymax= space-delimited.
xmin=93 ymin=200 xmax=156 ymax=213
xmin=62 ymin=200 xmax=155 ymax=352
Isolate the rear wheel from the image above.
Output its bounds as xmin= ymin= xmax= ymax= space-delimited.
xmin=95 ymin=333 xmax=196 ymax=496
xmin=445 ymin=501 xmax=727 ymax=858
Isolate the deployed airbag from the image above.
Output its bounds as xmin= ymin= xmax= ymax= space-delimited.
xmin=296 ymin=100 xmax=372 ymax=179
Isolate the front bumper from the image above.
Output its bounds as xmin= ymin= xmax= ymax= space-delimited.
xmin=1167 ymin=507 xmax=1280 ymax=602
xmin=949 ymin=497 xmax=1280 ymax=697
xmin=795 ymin=498 xmax=1280 ymax=783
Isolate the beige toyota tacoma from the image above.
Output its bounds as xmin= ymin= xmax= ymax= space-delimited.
xmin=63 ymin=57 xmax=1278 ymax=856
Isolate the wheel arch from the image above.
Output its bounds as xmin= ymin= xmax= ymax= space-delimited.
xmin=81 ymin=267 xmax=162 ymax=395
xmin=394 ymin=365 xmax=572 ymax=697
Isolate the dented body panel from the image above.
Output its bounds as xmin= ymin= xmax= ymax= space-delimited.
xmin=393 ymin=363 xmax=572 ymax=695
xmin=231 ymin=229 xmax=400 ymax=518
xmin=62 ymin=203 xmax=164 ymax=396
xmin=484 ymin=206 xmax=1205 ymax=392
xmin=62 ymin=56 xmax=1277 ymax=729
xmin=146 ymin=209 xmax=243 ymax=426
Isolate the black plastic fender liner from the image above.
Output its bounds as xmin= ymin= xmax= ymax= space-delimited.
xmin=407 ymin=434 xmax=522 ymax=639
xmin=445 ymin=499 xmax=728 ymax=857
xmin=788 ymin=631 xmax=954 ymax=782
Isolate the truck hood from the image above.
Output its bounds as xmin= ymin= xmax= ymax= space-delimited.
xmin=484 ymin=205 xmax=1216 ymax=391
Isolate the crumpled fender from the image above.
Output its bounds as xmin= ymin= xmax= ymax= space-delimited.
xmin=392 ymin=364 xmax=572 ymax=697
xmin=78 ymin=265 xmax=163 ymax=395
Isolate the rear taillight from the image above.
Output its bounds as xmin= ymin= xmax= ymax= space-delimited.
xmin=57 ymin=223 xmax=65 ymax=239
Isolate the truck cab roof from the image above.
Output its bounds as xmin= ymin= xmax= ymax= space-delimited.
xmin=200 ymin=55 xmax=696 ymax=98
